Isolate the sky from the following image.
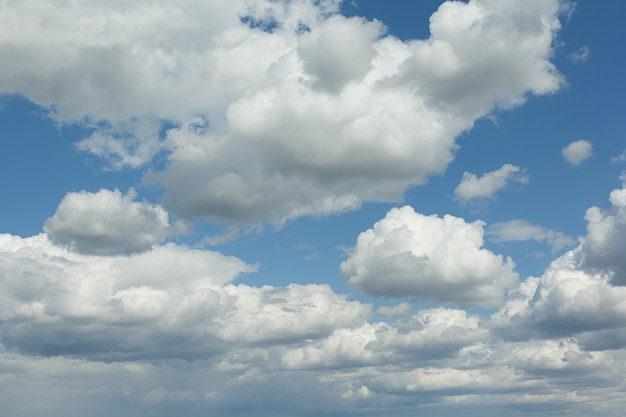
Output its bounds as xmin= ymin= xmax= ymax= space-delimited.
xmin=1 ymin=0 xmax=626 ymax=416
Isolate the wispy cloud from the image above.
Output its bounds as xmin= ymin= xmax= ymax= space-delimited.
xmin=567 ymin=45 xmax=591 ymax=63
xmin=487 ymin=219 xmax=576 ymax=253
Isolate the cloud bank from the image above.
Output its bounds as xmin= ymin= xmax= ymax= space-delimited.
xmin=2 ymin=180 xmax=626 ymax=416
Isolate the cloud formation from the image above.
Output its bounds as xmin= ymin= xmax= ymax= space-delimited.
xmin=577 ymin=176 xmax=626 ymax=284
xmin=44 ymin=188 xmax=177 ymax=255
xmin=491 ymin=180 xmax=626 ymax=348
xmin=454 ymin=164 xmax=528 ymax=202
xmin=562 ymin=139 xmax=593 ymax=165
xmin=4 ymin=179 xmax=626 ymax=415
xmin=0 ymin=0 xmax=565 ymax=224
xmin=340 ymin=206 xmax=518 ymax=308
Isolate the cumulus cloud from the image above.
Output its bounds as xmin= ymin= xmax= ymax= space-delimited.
xmin=340 ymin=206 xmax=518 ymax=308
xmin=578 ymin=177 xmax=626 ymax=284
xmin=44 ymin=188 xmax=178 ymax=255
xmin=487 ymin=219 xmax=575 ymax=252
xmin=491 ymin=248 xmax=626 ymax=345
xmin=562 ymin=139 xmax=593 ymax=165
xmin=0 ymin=0 xmax=565 ymax=224
xmin=492 ymin=179 xmax=626 ymax=345
xmin=454 ymin=164 xmax=528 ymax=202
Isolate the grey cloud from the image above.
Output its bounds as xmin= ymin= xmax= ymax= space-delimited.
xmin=578 ymin=181 xmax=626 ymax=284
xmin=44 ymin=189 xmax=176 ymax=256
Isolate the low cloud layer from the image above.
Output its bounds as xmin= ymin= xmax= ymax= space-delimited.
xmin=2 ymin=180 xmax=626 ymax=415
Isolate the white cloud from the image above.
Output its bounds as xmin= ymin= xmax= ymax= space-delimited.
xmin=491 ymin=179 xmax=626 ymax=346
xmin=578 ymin=178 xmax=626 ymax=284
xmin=340 ymin=206 xmax=518 ymax=308
xmin=0 ymin=233 xmax=374 ymax=361
xmin=487 ymin=219 xmax=575 ymax=252
xmin=0 ymin=0 xmax=565 ymax=224
xmin=44 ymin=188 xmax=178 ymax=255
xmin=454 ymin=164 xmax=528 ymax=202
xmin=562 ymin=139 xmax=593 ymax=165
xmin=567 ymin=45 xmax=591 ymax=63
xmin=491 ymin=248 xmax=626 ymax=345
xmin=5 ymin=209 xmax=626 ymax=415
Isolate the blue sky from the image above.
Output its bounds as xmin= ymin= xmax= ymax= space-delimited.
xmin=2 ymin=1 xmax=626 ymax=416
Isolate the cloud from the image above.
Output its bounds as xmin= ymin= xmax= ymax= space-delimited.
xmin=611 ymin=150 xmax=626 ymax=163
xmin=375 ymin=302 xmax=412 ymax=318
xmin=0 ymin=233 xmax=372 ymax=361
xmin=5 ymin=197 xmax=626 ymax=415
xmin=491 ymin=248 xmax=626 ymax=347
xmin=340 ymin=206 xmax=518 ymax=308
xmin=577 ymin=177 xmax=626 ymax=284
xmin=491 ymin=179 xmax=626 ymax=346
xmin=44 ymin=188 xmax=179 ymax=255
xmin=487 ymin=219 xmax=575 ymax=252
xmin=562 ymin=139 xmax=593 ymax=165
xmin=567 ymin=45 xmax=591 ymax=63
xmin=454 ymin=164 xmax=528 ymax=202
xmin=0 ymin=0 xmax=565 ymax=224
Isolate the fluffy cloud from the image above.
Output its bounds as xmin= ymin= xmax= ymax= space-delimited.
xmin=578 ymin=177 xmax=626 ymax=284
xmin=0 ymin=233 xmax=372 ymax=361
xmin=0 ymin=0 xmax=565 ymax=223
xmin=4 ymin=210 xmax=626 ymax=415
xmin=44 ymin=188 xmax=177 ymax=255
xmin=340 ymin=206 xmax=518 ymax=308
xmin=491 ymin=248 xmax=626 ymax=347
xmin=487 ymin=219 xmax=575 ymax=252
xmin=562 ymin=139 xmax=593 ymax=165
xmin=454 ymin=164 xmax=528 ymax=202
xmin=492 ymin=180 xmax=626 ymax=346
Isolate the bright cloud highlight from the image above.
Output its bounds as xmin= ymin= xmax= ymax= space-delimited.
xmin=340 ymin=206 xmax=518 ymax=308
